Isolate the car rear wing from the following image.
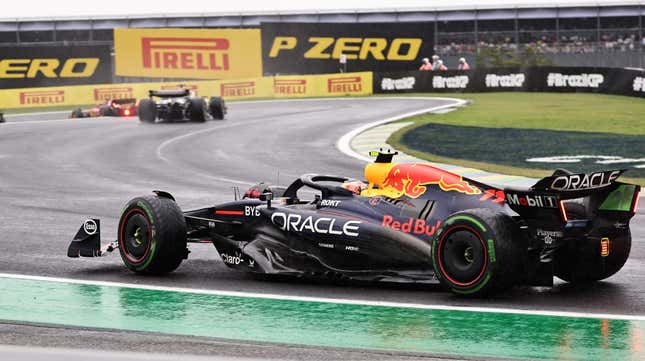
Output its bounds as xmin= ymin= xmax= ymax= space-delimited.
xmin=504 ymin=169 xmax=640 ymax=223
xmin=149 ymin=89 xmax=190 ymax=98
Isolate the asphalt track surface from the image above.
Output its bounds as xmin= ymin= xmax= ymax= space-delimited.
xmin=1 ymin=98 xmax=644 ymax=359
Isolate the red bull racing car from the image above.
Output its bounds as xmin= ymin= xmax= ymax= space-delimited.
xmin=68 ymin=151 xmax=640 ymax=296
xmin=70 ymin=98 xmax=138 ymax=118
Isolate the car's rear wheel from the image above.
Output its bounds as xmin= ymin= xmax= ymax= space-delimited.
xmin=209 ymin=97 xmax=225 ymax=120
xmin=118 ymin=195 xmax=187 ymax=274
xmin=138 ymin=98 xmax=156 ymax=123
xmin=188 ymin=97 xmax=206 ymax=122
xmin=431 ymin=208 xmax=525 ymax=296
xmin=554 ymin=203 xmax=631 ymax=283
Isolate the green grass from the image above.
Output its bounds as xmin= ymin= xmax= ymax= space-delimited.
xmin=387 ymin=92 xmax=645 ymax=186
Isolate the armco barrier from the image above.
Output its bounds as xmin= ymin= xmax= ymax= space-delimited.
xmin=0 ymin=72 xmax=372 ymax=110
xmin=374 ymin=66 xmax=645 ymax=98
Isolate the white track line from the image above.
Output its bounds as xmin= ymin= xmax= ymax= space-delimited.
xmin=336 ymin=98 xmax=468 ymax=162
xmin=1 ymin=273 xmax=643 ymax=322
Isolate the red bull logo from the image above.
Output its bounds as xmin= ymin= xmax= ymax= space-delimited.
xmin=382 ymin=216 xmax=441 ymax=236
xmin=381 ymin=163 xmax=480 ymax=198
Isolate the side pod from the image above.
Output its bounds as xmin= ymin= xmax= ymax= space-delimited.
xmin=67 ymin=219 xmax=101 ymax=257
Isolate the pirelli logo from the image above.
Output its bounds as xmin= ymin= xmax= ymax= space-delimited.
xmin=221 ymin=81 xmax=255 ymax=97
xmin=274 ymin=79 xmax=307 ymax=95
xmin=141 ymin=37 xmax=230 ymax=71
xmin=19 ymin=90 xmax=65 ymax=105
xmin=93 ymin=87 xmax=133 ymax=101
xmin=327 ymin=76 xmax=362 ymax=93
xmin=161 ymin=84 xmax=199 ymax=95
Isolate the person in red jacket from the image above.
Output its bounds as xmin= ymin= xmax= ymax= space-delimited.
xmin=458 ymin=57 xmax=471 ymax=70
xmin=435 ymin=59 xmax=448 ymax=71
xmin=419 ymin=57 xmax=432 ymax=71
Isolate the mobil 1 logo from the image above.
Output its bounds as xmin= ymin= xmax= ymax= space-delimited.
xmin=505 ymin=192 xmax=558 ymax=208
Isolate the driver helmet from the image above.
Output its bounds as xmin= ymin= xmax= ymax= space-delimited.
xmin=341 ymin=180 xmax=367 ymax=195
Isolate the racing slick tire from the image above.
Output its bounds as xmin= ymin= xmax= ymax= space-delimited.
xmin=209 ymin=97 xmax=225 ymax=120
xmin=117 ymin=195 xmax=188 ymax=274
xmin=554 ymin=203 xmax=631 ymax=283
xmin=138 ymin=98 xmax=157 ymax=123
xmin=188 ymin=97 xmax=206 ymax=122
xmin=431 ymin=208 xmax=525 ymax=296
xmin=70 ymin=108 xmax=85 ymax=118
xmin=99 ymin=106 xmax=112 ymax=117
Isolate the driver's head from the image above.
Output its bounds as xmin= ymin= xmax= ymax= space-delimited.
xmin=341 ymin=180 xmax=367 ymax=195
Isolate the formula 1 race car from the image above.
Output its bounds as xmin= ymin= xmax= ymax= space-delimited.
xmin=70 ymin=98 xmax=138 ymax=118
xmin=138 ymin=89 xmax=226 ymax=123
xmin=68 ymin=151 xmax=640 ymax=296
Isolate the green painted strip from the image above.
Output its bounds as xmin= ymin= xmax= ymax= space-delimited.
xmin=0 ymin=277 xmax=643 ymax=360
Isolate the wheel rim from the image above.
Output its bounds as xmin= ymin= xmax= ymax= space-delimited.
xmin=437 ymin=225 xmax=487 ymax=287
xmin=120 ymin=209 xmax=152 ymax=263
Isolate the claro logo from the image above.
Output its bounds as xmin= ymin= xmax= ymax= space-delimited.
xmin=19 ymin=90 xmax=65 ymax=105
xmin=93 ymin=87 xmax=133 ymax=101
xmin=269 ymin=36 xmax=422 ymax=61
xmin=274 ymin=79 xmax=307 ymax=95
xmin=0 ymin=58 xmax=99 ymax=78
xmin=221 ymin=81 xmax=255 ymax=97
xmin=328 ymin=76 xmax=362 ymax=93
xmin=141 ymin=37 xmax=230 ymax=71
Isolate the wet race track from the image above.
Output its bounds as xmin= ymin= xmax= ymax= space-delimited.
xmin=0 ymin=98 xmax=644 ymax=360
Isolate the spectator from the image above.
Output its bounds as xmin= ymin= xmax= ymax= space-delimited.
xmin=419 ymin=57 xmax=432 ymax=71
xmin=457 ymin=57 xmax=470 ymax=70
xmin=435 ymin=59 xmax=448 ymax=71
xmin=431 ymin=54 xmax=440 ymax=69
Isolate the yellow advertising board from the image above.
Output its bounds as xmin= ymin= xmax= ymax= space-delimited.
xmin=114 ymin=28 xmax=262 ymax=80
xmin=0 ymin=72 xmax=373 ymax=110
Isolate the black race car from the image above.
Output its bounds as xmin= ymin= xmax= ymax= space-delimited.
xmin=68 ymin=151 xmax=640 ymax=296
xmin=138 ymin=89 xmax=226 ymax=123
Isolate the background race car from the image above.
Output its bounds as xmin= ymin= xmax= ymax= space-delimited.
xmin=70 ymin=98 xmax=138 ymax=118
xmin=138 ymin=89 xmax=227 ymax=123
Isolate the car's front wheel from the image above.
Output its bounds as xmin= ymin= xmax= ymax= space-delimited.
xmin=118 ymin=195 xmax=187 ymax=274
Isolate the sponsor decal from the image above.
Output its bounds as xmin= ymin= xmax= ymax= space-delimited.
xmin=221 ymin=252 xmax=254 ymax=267
xmin=381 ymin=76 xmax=415 ymax=91
xmin=506 ymin=193 xmax=558 ymax=208
xmin=320 ymin=199 xmax=341 ymax=207
xmin=479 ymin=189 xmax=505 ymax=204
xmin=382 ymin=215 xmax=441 ymax=236
xmin=244 ymin=206 xmax=260 ymax=217
xmin=114 ymin=29 xmax=262 ymax=79
xmin=161 ymin=84 xmax=198 ymax=96
xmin=368 ymin=197 xmax=381 ymax=206
xmin=328 ymin=76 xmax=363 ymax=93
xmin=0 ymin=58 xmax=99 ymax=79
xmin=550 ymin=170 xmax=621 ymax=191
xmin=19 ymin=90 xmax=65 ymax=105
xmin=345 ymin=245 xmax=359 ymax=251
xmin=485 ymin=73 xmax=525 ymax=88
xmin=634 ymin=77 xmax=645 ymax=92
xmin=268 ymin=36 xmax=422 ymax=61
xmin=221 ymin=81 xmax=256 ymax=97
xmin=547 ymin=73 xmax=604 ymax=88
xmin=432 ymin=75 xmax=468 ymax=89
xmin=271 ymin=212 xmax=361 ymax=237
xmin=142 ymin=37 xmax=229 ymax=71
xmin=318 ymin=243 xmax=334 ymax=249
xmin=93 ymin=87 xmax=134 ymax=101
xmin=527 ymin=155 xmax=645 ymax=169
xmin=214 ymin=209 xmax=244 ymax=216
xmin=381 ymin=163 xmax=481 ymax=198
xmin=83 ymin=219 xmax=97 ymax=235
xmin=536 ymin=229 xmax=563 ymax=245
xmin=274 ymin=79 xmax=307 ymax=95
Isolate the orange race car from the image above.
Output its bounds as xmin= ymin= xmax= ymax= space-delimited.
xmin=70 ymin=98 xmax=138 ymax=118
